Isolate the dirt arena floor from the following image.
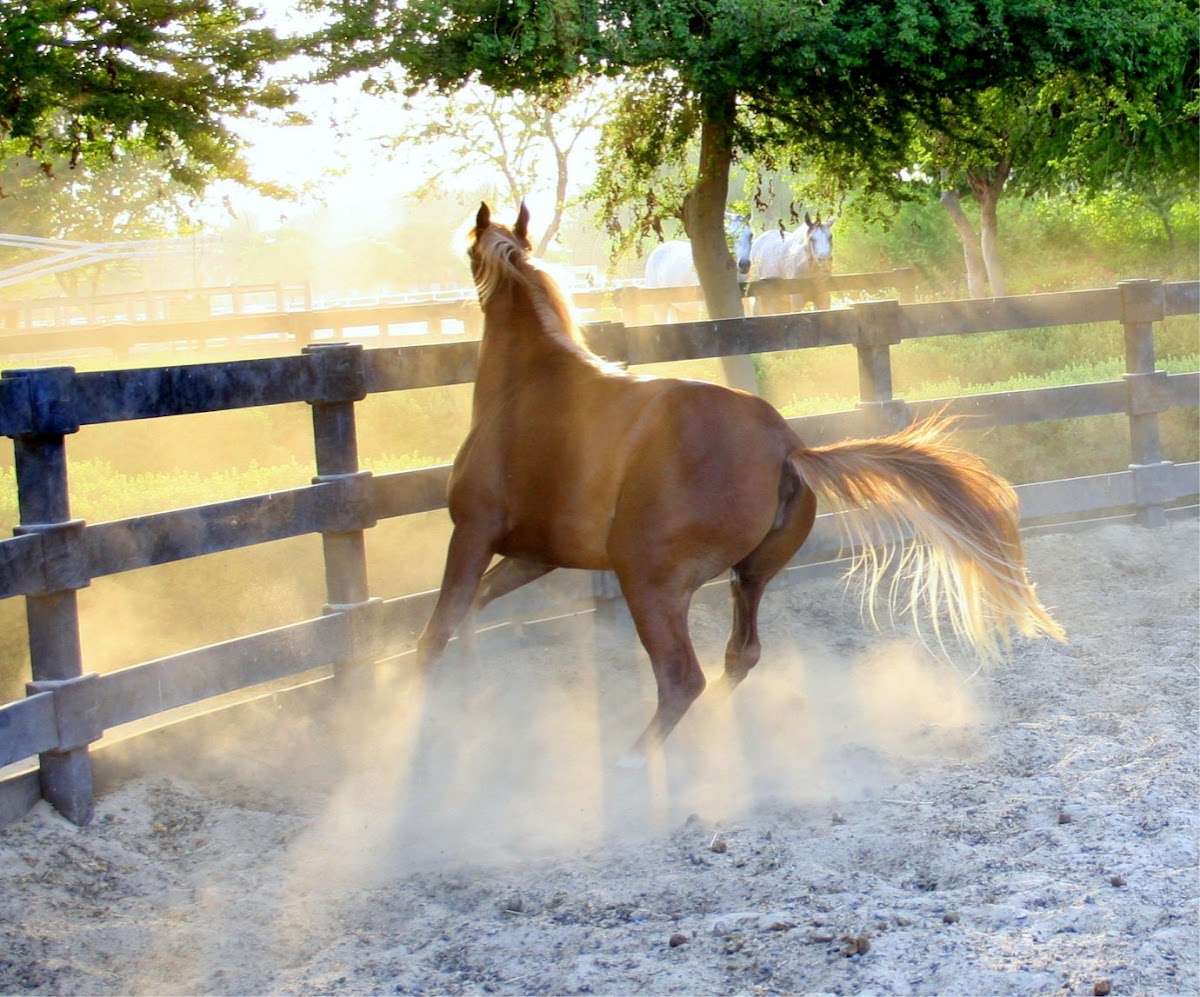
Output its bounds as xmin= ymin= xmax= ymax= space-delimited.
xmin=2 ymin=517 xmax=1197 ymax=996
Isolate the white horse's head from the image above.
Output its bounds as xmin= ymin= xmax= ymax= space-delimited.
xmin=725 ymin=213 xmax=754 ymax=278
xmin=803 ymin=212 xmax=835 ymax=273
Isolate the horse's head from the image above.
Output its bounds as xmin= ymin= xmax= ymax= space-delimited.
xmin=803 ymin=212 xmax=835 ymax=274
xmin=469 ymin=201 xmax=532 ymax=303
xmin=725 ymin=213 xmax=754 ymax=277
xmin=468 ymin=201 xmax=585 ymax=347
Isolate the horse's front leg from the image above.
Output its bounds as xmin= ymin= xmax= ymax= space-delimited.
xmin=416 ymin=523 xmax=496 ymax=670
xmin=618 ymin=580 xmax=707 ymax=766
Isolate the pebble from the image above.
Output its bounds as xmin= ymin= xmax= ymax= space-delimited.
xmin=1110 ymin=875 xmax=1126 ymax=887
xmin=942 ymin=911 xmax=961 ymax=925
xmin=842 ymin=933 xmax=871 ymax=956
xmin=669 ymin=933 xmax=689 ymax=948
xmin=1093 ymin=979 xmax=1112 ymax=996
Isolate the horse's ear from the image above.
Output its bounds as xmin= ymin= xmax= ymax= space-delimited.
xmin=476 ymin=202 xmax=491 ymax=232
xmin=804 ymin=212 xmax=814 ymax=226
xmin=514 ymin=201 xmax=530 ymax=241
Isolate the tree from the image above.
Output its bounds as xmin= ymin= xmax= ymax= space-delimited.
xmin=379 ymin=81 xmax=613 ymax=258
xmin=0 ymin=147 xmax=200 ymax=294
xmin=911 ymin=14 xmax=1198 ymax=298
xmin=0 ymin=0 xmax=296 ymax=196
xmin=309 ymin=0 xmax=1191 ymax=331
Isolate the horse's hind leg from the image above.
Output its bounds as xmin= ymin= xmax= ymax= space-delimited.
xmin=475 ymin=557 xmax=555 ymax=612
xmin=723 ymin=468 xmax=817 ymax=688
xmin=454 ymin=557 xmax=556 ymax=657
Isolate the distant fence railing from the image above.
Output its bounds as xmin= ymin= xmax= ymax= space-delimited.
xmin=0 ymin=281 xmax=313 ymax=327
xmin=0 ymin=270 xmax=917 ymax=359
xmin=1 ymin=277 xmax=1196 ymax=826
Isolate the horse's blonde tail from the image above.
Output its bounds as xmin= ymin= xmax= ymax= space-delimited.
xmin=789 ymin=417 xmax=1066 ymax=660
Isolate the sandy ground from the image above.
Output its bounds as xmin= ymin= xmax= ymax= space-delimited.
xmin=1 ymin=517 xmax=1197 ymax=997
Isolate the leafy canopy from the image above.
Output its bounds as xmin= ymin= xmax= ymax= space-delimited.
xmin=310 ymin=0 xmax=1195 ymax=231
xmin=1 ymin=0 xmax=297 ymax=192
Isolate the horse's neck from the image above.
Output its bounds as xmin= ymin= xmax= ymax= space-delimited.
xmin=474 ymin=287 xmax=586 ymax=408
xmin=788 ymin=232 xmax=813 ymax=275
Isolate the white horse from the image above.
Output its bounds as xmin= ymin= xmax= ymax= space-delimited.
xmin=643 ymin=214 xmax=754 ymax=321
xmin=749 ymin=213 xmax=836 ymax=312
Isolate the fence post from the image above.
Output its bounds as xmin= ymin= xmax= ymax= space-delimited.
xmin=853 ymin=299 xmax=908 ymax=435
xmin=303 ymin=344 xmax=381 ymax=680
xmin=1118 ymin=279 xmax=1173 ymax=527
xmin=2 ymin=366 xmax=99 ymax=825
xmin=579 ymin=321 xmax=630 ymax=621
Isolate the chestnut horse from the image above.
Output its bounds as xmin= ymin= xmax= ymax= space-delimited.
xmin=417 ymin=202 xmax=1064 ymax=763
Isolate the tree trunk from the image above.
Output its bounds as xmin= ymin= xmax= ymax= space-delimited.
xmin=533 ymin=105 xmax=569 ymax=258
xmin=684 ymin=89 xmax=757 ymax=393
xmin=939 ymin=190 xmax=988 ymax=298
xmin=968 ymin=163 xmax=1010 ymax=298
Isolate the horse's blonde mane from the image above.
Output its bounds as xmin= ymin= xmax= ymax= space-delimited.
xmin=470 ymin=222 xmax=586 ymax=348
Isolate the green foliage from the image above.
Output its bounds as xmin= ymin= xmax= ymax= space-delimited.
xmin=826 ymin=183 xmax=1200 ymax=297
xmin=0 ymin=0 xmax=297 ymax=194
xmin=308 ymin=0 xmax=1197 ymax=293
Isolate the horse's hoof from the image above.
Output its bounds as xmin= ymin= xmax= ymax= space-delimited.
xmin=615 ymin=752 xmax=647 ymax=771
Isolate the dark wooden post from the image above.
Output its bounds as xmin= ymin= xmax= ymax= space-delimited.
xmin=853 ymin=299 xmax=908 ymax=436
xmin=1118 ymin=279 xmax=1173 ymax=527
xmin=2 ymin=366 xmax=99 ymax=825
xmin=303 ymin=344 xmax=380 ymax=679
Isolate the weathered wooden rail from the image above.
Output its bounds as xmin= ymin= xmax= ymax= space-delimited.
xmin=0 ymin=269 xmax=916 ymax=359
xmin=1 ymin=277 xmax=1196 ymax=826
xmin=0 ymin=281 xmax=313 ymax=328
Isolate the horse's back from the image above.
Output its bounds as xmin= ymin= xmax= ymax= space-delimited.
xmin=782 ymin=229 xmax=813 ymax=277
xmin=645 ymin=241 xmax=696 ymax=287
xmin=456 ymin=368 xmax=799 ymax=575
xmin=750 ymin=231 xmax=789 ymax=279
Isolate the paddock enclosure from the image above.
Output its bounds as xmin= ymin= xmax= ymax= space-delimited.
xmin=1 ymin=515 xmax=1196 ymax=995
xmin=0 ymin=276 xmax=1197 ymax=829
xmin=0 ymin=269 xmax=916 ymax=357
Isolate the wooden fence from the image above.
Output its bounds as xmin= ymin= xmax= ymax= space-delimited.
xmin=0 ymin=277 xmax=1196 ymax=826
xmin=0 ymin=269 xmax=916 ymax=359
xmin=0 ymin=281 xmax=312 ymax=329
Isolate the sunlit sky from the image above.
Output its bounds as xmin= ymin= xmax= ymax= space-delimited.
xmin=198 ymin=2 xmax=594 ymax=236
xmin=194 ymin=0 xmax=410 ymax=229
xmin=201 ymin=74 xmax=399 ymax=228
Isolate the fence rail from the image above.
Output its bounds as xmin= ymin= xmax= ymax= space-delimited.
xmin=0 ymin=269 xmax=918 ymax=359
xmin=1 ymin=277 xmax=1197 ymax=826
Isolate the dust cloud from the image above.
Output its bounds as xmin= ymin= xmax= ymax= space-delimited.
xmin=184 ymin=570 xmax=990 ymax=900
xmin=1 ymin=518 xmax=1196 ymax=994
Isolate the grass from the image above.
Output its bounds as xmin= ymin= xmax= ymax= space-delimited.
xmin=772 ymin=353 xmax=1200 ymax=419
